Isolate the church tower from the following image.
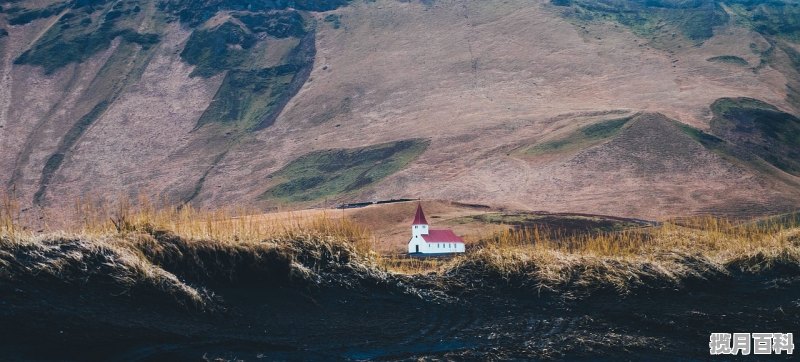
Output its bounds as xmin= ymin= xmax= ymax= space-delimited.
xmin=411 ymin=203 xmax=429 ymax=238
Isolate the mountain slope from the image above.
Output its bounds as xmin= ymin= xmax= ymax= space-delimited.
xmin=1 ymin=0 xmax=799 ymax=219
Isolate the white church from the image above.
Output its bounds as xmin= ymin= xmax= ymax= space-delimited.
xmin=407 ymin=203 xmax=466 ymax=255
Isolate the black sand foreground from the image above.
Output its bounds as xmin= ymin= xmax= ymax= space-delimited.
xmin=1 ymin=231 xmax=798 ymax=361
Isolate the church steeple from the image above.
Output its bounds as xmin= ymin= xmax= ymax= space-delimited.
xmin=412 ymin=203 xmax=428 ymax=225
xmin=411 ymin=203 xmax=429 ymax=237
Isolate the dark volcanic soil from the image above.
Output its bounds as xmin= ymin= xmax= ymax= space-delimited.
xmin=2 ymin=266 xmax=799 ymax=361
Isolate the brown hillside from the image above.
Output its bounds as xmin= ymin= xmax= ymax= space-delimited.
xmin=1 ymin=0 xmax=799 ymax=219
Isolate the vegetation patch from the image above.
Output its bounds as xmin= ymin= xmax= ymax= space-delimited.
xmin=195 ymin=66 xmax=296 ymax=127
xmin=177 ymin=8 xmax=315 ymax=129
xmin=675 ymin=121 xmax=726 ymax=151
xmin=324 ymin=13 xmax=342 ymax=29
xmin=7 ymin=1 xmax=69 ymax=25
xmin=707 ymin=55 xmax=749 ymax=66
xmin=180 ymin=22 xmax=256 ymax=77
xmin=556 ymin=0 xmax=800 ymax=45
xmin=710 ymin=97 xmax=800 ymax=176
xmin=554 ymin=0 xmax=729 ymax=44
xmin=13 ymin=1 xmax=158 ymax=74
xmin=33 ymin=101 xmax=109 ymax=204
xmin=233 ymin=11 xmax=306 ymax=38
xmin=260 ymin=139 xmax=429 ymax=203
xmin=525 ymin=116 xmax=631 ymax=156
xmin=159 ymin=0 xmax=350 ymax=26
xmin=725 ymin=0 xmax=800 ymax=42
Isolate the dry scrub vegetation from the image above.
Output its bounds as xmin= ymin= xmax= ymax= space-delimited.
xmin=1 ymin=193 xmax=387 ymax=311
xmin=2 ymin=193 xmax=799 ymax=308
xmin=447 ymin=216 xmax=800 ymax=299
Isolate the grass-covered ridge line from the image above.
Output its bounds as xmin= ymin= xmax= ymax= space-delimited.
xmin=525 ymin=116 xmax=631 ymax=156
xmin=710 ymin=97 xmax=800 ymax=176
xmin=260 ymin=139 xmax=430 ymax=203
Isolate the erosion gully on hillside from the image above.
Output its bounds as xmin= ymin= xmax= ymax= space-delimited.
xmin=1 ymin=248 xmax=798 ymax=361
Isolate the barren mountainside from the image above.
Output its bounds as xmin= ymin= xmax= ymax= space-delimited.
xmin=1 ymin=0 xmax=800 ymax=218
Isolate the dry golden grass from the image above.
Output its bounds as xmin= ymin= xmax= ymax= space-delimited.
xmin=2 ymin=192 xmax=798 ymax=301
xmin=446 ymin=215 xmax=800 ymax=297
xmin=3 ymin=193 xmax=375 ymax=252
xmin=0 ymin=193 xmax=390 ymax=311
xmin=477 ymin=215 xmax=799 ymax=260
xmin=0 ymin=191 xmax=20 ymax=235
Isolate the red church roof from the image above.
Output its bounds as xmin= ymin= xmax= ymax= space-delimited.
xmin=412 ymin=203 xmax=428 ymax=225
xmin=422 ymin=229 xmax=464 ymax=244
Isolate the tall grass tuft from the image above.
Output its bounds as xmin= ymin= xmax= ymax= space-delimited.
xmin=1 ymin=191 xmax=21 ymax=236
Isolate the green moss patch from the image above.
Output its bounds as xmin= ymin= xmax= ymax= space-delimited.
xmin=196 ymin=65 xmax=299 ymax=129
xmin=525 ymin=117 xmax=631 ymax=156
xmin=675 ymin=122 xmax=725 ymax=150
xmin=707 ymin=55 xmax=749 ymax=66
xmin=260 ymin=139 xmax=429 ymax=203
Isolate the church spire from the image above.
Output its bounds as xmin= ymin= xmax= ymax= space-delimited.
xmin=412 ymin=203 xmax=428 ymax=225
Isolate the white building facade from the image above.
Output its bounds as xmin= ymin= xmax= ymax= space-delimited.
xmin=407 ymin=204 xmax=465 ymax=255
